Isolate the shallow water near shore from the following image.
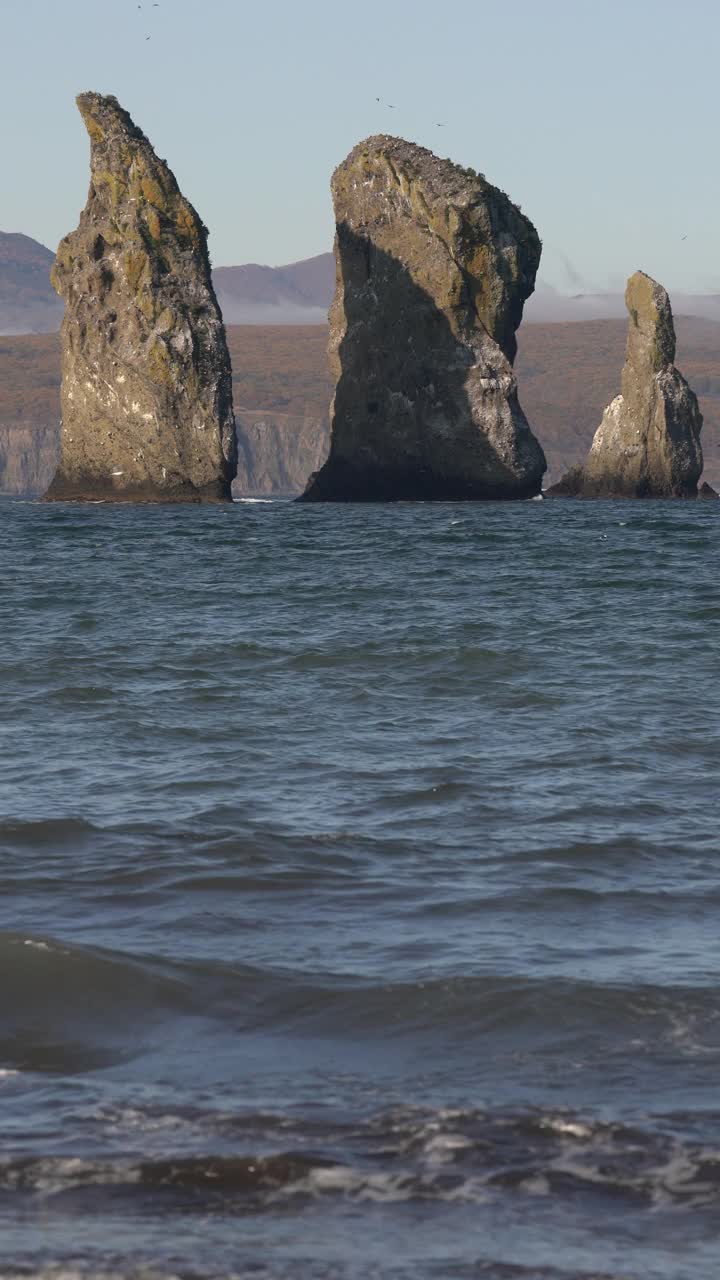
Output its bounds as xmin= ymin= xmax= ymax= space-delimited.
xmin=1 ymin=493 xmax=720 ymax=1279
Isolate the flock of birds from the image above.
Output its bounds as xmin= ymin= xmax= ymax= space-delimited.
xmin=129 ymin=10 xmax=689 ymax=241
xmin=133 ymin=6 xmax=447 ymax=126
xmin=376 ymin=97 xmax=446 ymax=128
xmin=128 ymin=1 xmax=693 ymax=248
xmin=138 ymin=2 xmax=160 ymax=39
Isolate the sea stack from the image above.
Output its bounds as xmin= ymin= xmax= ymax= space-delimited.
xmin=44 ymin=93 xmax=237 ymax=503
xmin=299 ymin=136 xmax=545 ymax=502
xmin=548 ymin=271 xmax=703 ymax=498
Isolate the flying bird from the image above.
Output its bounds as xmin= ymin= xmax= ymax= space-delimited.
xmin=681 ymin=235 xmax=688 ymax=241
xmin=436 ymin=122 xmax=446 ymax=127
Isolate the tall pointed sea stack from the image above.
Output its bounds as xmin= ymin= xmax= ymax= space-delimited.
xmin=299 ymin=136 xmax=545 ymax=502
xmin=548 ymin=271 xmax=703 ymax=498
xmin=44 ymin=93 xmax=237 ymax=503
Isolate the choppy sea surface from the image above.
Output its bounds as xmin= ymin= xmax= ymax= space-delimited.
xmin=1 ymin=494 xmax=720 ymax=1280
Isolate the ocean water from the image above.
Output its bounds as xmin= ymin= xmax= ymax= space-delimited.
xmin=1 ymin=493 xmax=720 ymax=1280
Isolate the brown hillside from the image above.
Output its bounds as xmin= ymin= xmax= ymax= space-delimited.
xmin=214 ymin=253 xmax=334 ymax=310
xmin=0 ymin=233 xmax=64 ymax=334
xmin=0 ymin=319 xmax=717 ymax=494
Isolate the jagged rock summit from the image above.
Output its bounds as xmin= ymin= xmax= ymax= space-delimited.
xmin=548 ymin=271 xmax=703 ymax=498
xmin=299 ymin=135 xmax=546 ymax=501
xmin=44 ymin=92 xmax=237 ymax=503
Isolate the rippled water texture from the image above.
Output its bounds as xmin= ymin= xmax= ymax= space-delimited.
xmin=1 ymin=495 xmax=720 ymax=1279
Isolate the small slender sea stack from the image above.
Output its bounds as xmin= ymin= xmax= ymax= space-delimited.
xmin=548 ymin=271 xmax=703 ymax=498
xmin=299 ymin=136 xmax=546 ymax=501
xmin=44 ymin=93 xmax=237 ymax=503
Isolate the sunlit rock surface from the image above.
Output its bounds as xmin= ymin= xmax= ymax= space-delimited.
xmin=548 ymin=272 xmax=703 ymax=498
xmin=44 ymin=92 xmax=236 ymax=503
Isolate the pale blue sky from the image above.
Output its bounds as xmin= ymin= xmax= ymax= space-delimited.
xmin=3 ymin=0 xmax=718 ymax=292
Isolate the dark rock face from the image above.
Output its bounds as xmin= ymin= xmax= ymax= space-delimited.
xmin=44 ymin=93 xmax=237 ymax=503
xmin=698 ymin=481 xmax=719 ymax=500
xmin=547 ymin=272 xmax=703 ymax=499
xmin=299 ymin=136 xmax=545 ymax=502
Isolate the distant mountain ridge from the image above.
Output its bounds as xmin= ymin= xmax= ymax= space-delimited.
xmin=0 ymin=232 xmax=54 ymax=269
xmin=2 ymin=231 xmax=720 ymax=333
xmin=0 ymin=232 xmax=335 ymax=333
xmin=213 ymin=254 xmax=335 ymax=324
xmin=0 ymin=233 xmax=64 ymax=334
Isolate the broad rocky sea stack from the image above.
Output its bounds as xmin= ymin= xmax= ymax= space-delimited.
xmin=548 ymin=271 xmax=703 ymax=499
xmin=299 ymin=136 xmax=546 ymax=502
xmin=44 ymin=93 xmax=237 ymax=503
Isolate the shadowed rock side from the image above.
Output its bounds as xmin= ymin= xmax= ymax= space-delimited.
xmin=44 ymin=93 xmax=237 ymax=503
xmin=299 ymin=136 xmax=545 ymax=502
xmin=548 ymin=272 xmax=703 ymax=498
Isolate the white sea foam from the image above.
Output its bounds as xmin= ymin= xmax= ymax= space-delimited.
xmin=423 ymin=1131 xmax=473 ymax=1161
xmin=287 ymin=1162 xmax=488 ymax=1204
xmin=293 ymin=1166 xmax=417 ymax=1203
xmin=0 ymin=1271 xmax=184 ymax=1280
xmin=1 ymin=1157 xmax=141 ymax=1195
xmin=519 ymin=1173 xmax=551 ymax=1194
xmin=540 ymin=1116 xmax=593 ymax=1139
xmin=100 ymin=1106 xmax=186 ymax=1134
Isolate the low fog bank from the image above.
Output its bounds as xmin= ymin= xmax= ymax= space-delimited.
xmin=525 ymin=286 xmax=720 ymax=325
xmin=4 ymin=287 xmax=720 ymax=336
xmin=215 ymin=299 xmax=330 ymax=326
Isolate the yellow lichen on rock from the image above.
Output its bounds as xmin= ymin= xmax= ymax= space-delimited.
xmin=94 ymin=169 xmax=126 ymax=209
xmin=144 ymin=207 xmax=162 ymax=241
xmin=146 ymin=338 xmax=174 ymax=385
xmin=139 ymin=176 xmax=166 ymax=209
xmin=123 ymin=249 xmax=149 ymax=292
xmin=80 ymin=112 xmax=106 ymax=144
xmin=43 ymin=92 xmax=237 ymax=504
xmin=175 ymin=202 xmax=200 ymax=243
xmin=137 ymin=291 xmax=156 ymax=324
